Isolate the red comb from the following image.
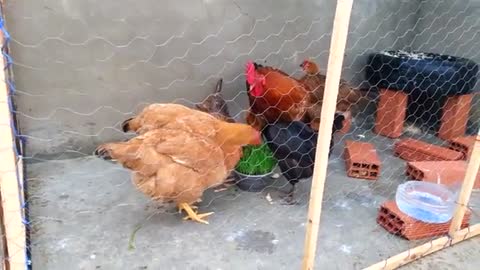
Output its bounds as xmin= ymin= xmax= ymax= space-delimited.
xmin=245 ymin=61 xmax=256 ymax=85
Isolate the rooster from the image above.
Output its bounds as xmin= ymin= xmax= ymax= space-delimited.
xmin=97 ymin=103 xmax=262 ymax=224
xmin=262 ymin=113 xmax=345 ymax=204
xmin=245 ymin=61 xmax=309 ymax=130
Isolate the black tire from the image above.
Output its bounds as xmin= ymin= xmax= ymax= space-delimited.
xmin=366 ymin=51 xmax=478 ymax=97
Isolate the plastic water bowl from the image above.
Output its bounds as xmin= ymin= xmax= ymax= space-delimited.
xmin=395 ymin=181 xmax=456 ymax=223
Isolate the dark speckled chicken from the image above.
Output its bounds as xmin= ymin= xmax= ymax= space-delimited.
xmin=196 ymin=78 xmax=235 ymax=123
xmin=262 ymin=113 xmax=345 ymax=204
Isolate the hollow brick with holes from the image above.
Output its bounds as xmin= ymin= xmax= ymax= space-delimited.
xmin=438 ymin=94 xmax=473 ymax=140
xmin=394 ymin=138 xmax=463 ymax=161
xmin=343 ymin=140 xmax=381 ymax=180
xmin=406 ymin=160 xmax=480 ymax=189
xmin=374 ymin=89 xmax=408 ymax=138
xmin=377 ymin=201 xmax=471 ymax=240
xmin=448 ymin=136 xmax=476 ymax=160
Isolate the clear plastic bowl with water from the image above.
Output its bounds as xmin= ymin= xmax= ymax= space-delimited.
xmin=395 ymin=181 xmax=456 ymax=223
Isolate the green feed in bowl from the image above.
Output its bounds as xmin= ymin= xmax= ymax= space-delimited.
xmin=235 ymin=144 xmax=277 ymax=175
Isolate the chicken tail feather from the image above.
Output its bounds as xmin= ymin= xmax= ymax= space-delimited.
xmin=122 ymin=118 xmax=133 ymax=132
xmin=215 ymin=78 xmax=223 ymax=93
xmin=253 ymin=62 xmax=262 ymax=69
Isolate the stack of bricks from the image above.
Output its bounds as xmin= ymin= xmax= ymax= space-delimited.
xmin=344 ymin=140 xmax=381 ymax=180
xmin=438 ymin=94 xmax=473 ymax=140
xmin=406 ymin=160 xmax=480 ymax=189
xmin=374 ymin=89 xmax=473 ymax=140
xmin=394 ymin=138 xmax=463 ymax=161
xmin=377 ymin=201 xmax=471 ymax=240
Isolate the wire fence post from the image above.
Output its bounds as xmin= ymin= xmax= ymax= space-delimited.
xmin=301 ymin=0 xmax=354 ymax=269
xmin=449 ymin=129 xmax=480 ymax=236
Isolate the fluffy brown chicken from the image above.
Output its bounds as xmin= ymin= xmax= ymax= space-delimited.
xmin=97 ymin=103 xmax=261 ymax=224
xmin=299 ymin=59 xmax=363 ymax=130
xmin=121 ymin=103 xmax=250 ymax=172
xmin=245 ymin=61 xmax=308 ymax=130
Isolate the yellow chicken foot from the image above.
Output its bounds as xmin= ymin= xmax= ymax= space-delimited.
xmin=178 ymin=205 xmax=197 ymax=213
xmin=177 ymin=203 xmax=213 ymax=225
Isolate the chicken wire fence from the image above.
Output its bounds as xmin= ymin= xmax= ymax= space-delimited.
xmin=1 ymin=0 xmax=479 ymax=269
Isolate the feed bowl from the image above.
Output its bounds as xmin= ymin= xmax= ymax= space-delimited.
xmin=234 ymin=170 xmax=273 ymax=192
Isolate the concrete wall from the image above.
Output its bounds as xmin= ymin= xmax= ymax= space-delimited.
xmin=411 ymin=0 xmax=480 ymax=130
xmin=5 ymin=0 xmax=420 ymax=159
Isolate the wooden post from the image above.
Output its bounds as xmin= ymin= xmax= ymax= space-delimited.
xmin=364 ymin=223 xmax=480 ymax=270
xmin=0 ymin=21 xmax=26 ymax=270
xmin=301 ymin=0 xmax=354 ymax=269
xmin=449 ymin=131 xmax=480 ymax=235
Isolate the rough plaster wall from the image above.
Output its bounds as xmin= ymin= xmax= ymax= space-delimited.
xmin=412 ymin=0 xmax=480 ymax=130
xmin=5 ymin=0 xmax=418 ymax=159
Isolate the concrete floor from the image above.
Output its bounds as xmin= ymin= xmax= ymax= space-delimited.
xmin=27 ymin=124 xmax=480 ymax=270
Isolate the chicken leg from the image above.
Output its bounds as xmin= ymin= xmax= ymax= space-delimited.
xmin=177 ymin=203 xmax=214 ymax=225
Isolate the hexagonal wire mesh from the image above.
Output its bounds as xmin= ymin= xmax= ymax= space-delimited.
xmin=0 ymin=0 xmax=479 ymax=269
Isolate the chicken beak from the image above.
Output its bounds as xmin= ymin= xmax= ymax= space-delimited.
xmin=254 ymin=131 xmax=263 ymax=145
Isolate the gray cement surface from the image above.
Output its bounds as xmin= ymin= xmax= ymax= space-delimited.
xmin=27 ymin=127 xmax=480 ymax=270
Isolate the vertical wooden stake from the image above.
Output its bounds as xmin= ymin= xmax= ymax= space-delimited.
xmin=301 ymin=0 xmax=354 ymax=269
xmin=0 ymin=19 xmax=26 ymax=270
xmin=449 ymin=131 xmax=480 ymax=235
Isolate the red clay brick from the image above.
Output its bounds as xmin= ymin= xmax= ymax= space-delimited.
xmin=438 ymin=94 xmax=473 ymax=140
xmin=344 ymin=140 xmax=381 ymax=180
xmin=406 ymin=160 xmax=480 ymax=189
xmin=339 ymin=110 xmax=352 ymax=134
xmin=374 ymin=89 xmax=408 ymax=138
xmin=448 ymin=136 xmax=476 ymax=160
xmin=394 ymin=138 xmax=463 ymax=161
xmin=377 ymin=201 xmax=470 ymax=240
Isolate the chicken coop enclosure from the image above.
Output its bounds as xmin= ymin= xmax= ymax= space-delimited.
xmin=0 ymin=0 xmax=480 ymax=269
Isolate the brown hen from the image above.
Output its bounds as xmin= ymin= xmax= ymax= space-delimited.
xmin=299 ymin=59 xmax=364 ymax=130
xmin=121 ymin=103 xmax=255 ymax=172
xmin=97 ymin=103 xmax=261 ymax=224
